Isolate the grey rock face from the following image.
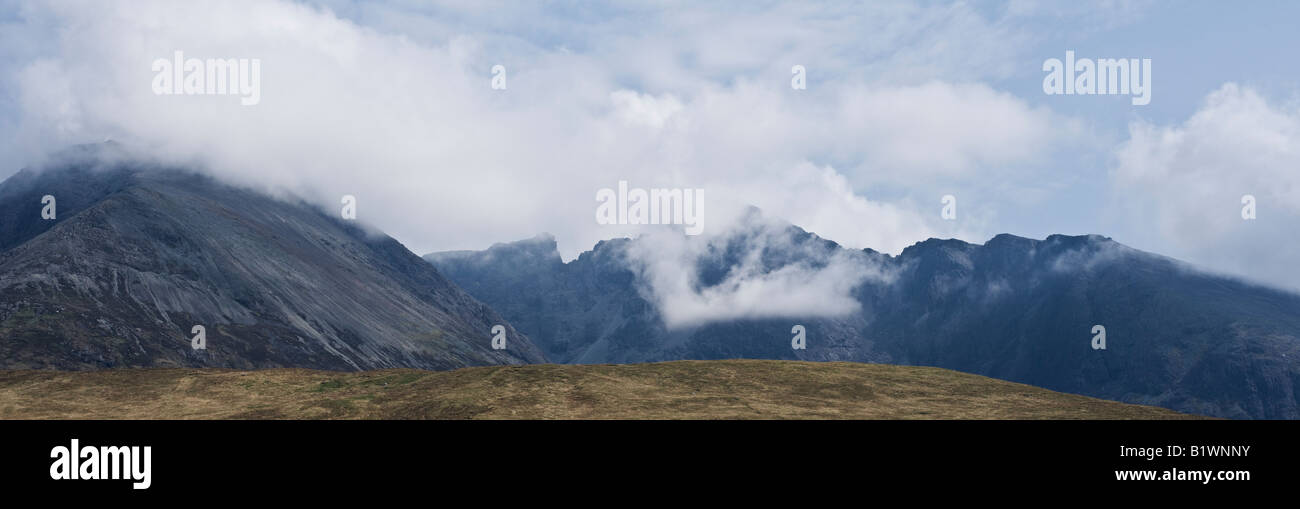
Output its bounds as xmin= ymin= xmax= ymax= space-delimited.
xmin=0 ymin=150 xmax=546 ymax=370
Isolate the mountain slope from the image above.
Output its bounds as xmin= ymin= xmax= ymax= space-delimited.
xmin=0 ymin=360 xmax=1199 ymax=419
xmin=0 ymin=149 xmax=545 ymax=370
xmin=426 ymin=217 xmax=1300 ymax=419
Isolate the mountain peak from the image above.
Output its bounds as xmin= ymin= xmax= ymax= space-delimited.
xmin=425 ymin=233 xmax=563 ymax=270
xmin=493 ymin=232 xmax=559 ymax=252
xmin=987 ymin=232 xmax=1033 ymax=243
xmin=1044 ymin=233 xmax=1114 ymax=245
xmin=899 ymin=237 xmax=974 ymax=258
xmin=0 ymin=155 xmax=546 ymax=370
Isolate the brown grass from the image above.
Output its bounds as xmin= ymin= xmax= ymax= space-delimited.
xmin=0 ymin=359 xmax=1202 ymax=419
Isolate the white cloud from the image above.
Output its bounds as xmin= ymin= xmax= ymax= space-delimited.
xmin=1113 ymin=83 xmax=1300 ymax=290
xmin=624 ymin=211 xmax=895 ymax=328
xmin=2 ymin=0 xmax=1074 ymax=261
xmin=610 ymin=90 xmax=683 ymax=129
xmin=0 ymin=0 xmax=1130 ymax=327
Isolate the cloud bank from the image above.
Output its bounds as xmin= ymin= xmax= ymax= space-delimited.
xmin=1 ymin=0 xmax=1077 ymax=261
xmin=1113 ymin=84 xmax=1300 ymax=290
xmin=3 ymin=0 xmax=1297 ymax=326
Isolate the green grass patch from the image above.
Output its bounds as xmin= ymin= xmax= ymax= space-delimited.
xmin=311 ymin=378 xmax=348 ymax=392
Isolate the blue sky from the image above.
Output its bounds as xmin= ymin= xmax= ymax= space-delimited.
xmin=1 ymin=0 xmax=1298 ymax=292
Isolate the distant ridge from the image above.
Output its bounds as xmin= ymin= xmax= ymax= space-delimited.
xmin=427 ymin=213 xmax=1300 ymax=419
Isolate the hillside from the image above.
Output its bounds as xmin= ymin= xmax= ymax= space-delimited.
xmin=0 ymin=144 xmax=545 ymax=370
xmin=0 ymin=360 xmax=1198 ymax=419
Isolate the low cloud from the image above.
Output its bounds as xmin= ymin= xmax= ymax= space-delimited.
xmin=623 ymin=211 xmax=894 ymax=328
xmin=1112 ymin=83 xmax=1300 ymax=291
xmin=1 ymin=0 xmax=1076 ymax=264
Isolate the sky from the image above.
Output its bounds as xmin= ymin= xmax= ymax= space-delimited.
xmin=1 ymin=0 xmax=1298 ymax=297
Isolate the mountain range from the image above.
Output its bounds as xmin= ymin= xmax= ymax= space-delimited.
xmin=4 ymin=145 xmax=1298 ymax=419
xmin=426 ymin=212 xmax=1300 ymax=419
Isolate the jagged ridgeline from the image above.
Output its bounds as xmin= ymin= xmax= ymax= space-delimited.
xmin=426 ymin=217 xmax=1300 ymax=419
xmin=0 ymin=144 xmax=545 ymax=370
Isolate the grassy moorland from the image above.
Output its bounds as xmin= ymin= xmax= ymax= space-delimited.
xmin=0 ymin=359 xmax=1199 ymax=419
